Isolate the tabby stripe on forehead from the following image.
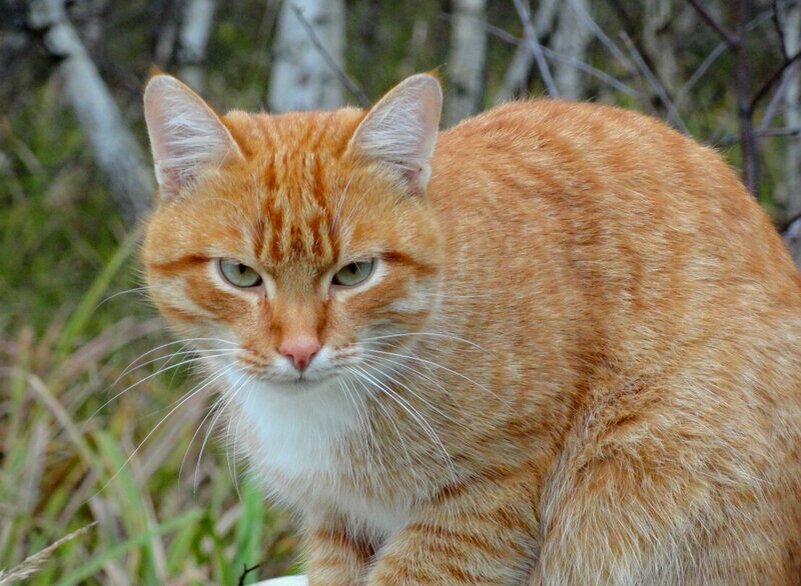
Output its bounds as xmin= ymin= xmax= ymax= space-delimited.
xmin=151 ymin=254 xmax=210 ymax=274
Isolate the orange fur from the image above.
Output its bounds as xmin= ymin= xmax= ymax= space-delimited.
xmin=141 ymin=74 xmax=801 ymax=584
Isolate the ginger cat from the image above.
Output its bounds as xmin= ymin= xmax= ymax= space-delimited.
xmin=141 ymin=73 xmax=801 ymax=585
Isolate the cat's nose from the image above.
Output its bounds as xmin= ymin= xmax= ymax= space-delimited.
xmin=278 ymin=338 xmax=321 ymax=371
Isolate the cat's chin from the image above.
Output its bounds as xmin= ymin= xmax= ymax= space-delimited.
xmin=245 ymin=373 xmax=342 ymax=395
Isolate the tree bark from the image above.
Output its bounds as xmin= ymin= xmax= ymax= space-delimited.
xmin=445 ymin=0 xmax=487 ymax=126
xmin=551 ymin=0 xmax=593 ymax=99
xmin=28 ymin=0 xmax=153 ymax=226
xmin=776 ymin=0 xmax=801 ymax=219
xmin=177 ymin=0 xmax=215 ymax=93
xmin=268 ymin=0 xmax=346 ymax=113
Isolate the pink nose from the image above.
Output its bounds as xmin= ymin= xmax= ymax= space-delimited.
xmin=278 ymin=339 xmax=321 ymax=371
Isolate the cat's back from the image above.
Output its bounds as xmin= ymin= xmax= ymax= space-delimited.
xmin=429 ymin=99 xmax=801 ymax=304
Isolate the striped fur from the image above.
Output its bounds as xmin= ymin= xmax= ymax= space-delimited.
xmin=142 ymin=74 xmax=801 ymax=585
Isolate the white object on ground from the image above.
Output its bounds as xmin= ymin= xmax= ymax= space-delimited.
xmin=253 ymin=576 xmax=309 ymax=586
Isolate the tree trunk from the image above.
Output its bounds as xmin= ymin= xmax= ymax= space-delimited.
xmin=28 ymin=0 xmax=153 ymax=226
xmin=268 ymin=0 xmax=346 ymax=113
xmin=551 ymin=0 xmax=593 ymax=100
xmin=776 ymin=0 xmax=801 ymax=219
xmin=444 ymin=0 xmax=487 ymax=126
xmin=177 ymin=0 xmax=215 ymax=93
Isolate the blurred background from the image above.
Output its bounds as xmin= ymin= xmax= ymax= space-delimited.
xmin=1 ymin=0 xmax=800 ymax=583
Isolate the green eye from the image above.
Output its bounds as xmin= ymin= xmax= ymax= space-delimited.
xmin=332 ymin=260 xmax=374 ymax=287
xmin=219 ymin=259 xmax=263 ymax=288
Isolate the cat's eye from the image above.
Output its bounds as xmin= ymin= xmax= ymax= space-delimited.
xmin=218 ymin=259 xmax=263 ymax=288
xmin=332 ymin=260 xmax=375 ymax=288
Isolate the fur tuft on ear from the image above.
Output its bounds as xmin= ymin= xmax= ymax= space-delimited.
xmin=347 ymin=74 xmax=442 ymax=194
xmin=143 ymin=75 xmax=242 ymax=200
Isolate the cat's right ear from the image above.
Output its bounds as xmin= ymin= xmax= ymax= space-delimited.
xmin=347 ymin=73 xmax=442 ymax=195
xmin=143 ymin=75 xmax=243 ymax=200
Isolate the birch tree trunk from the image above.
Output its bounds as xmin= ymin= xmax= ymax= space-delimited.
xmin=28 ymin=0 xmax=153 ymax=226
xmin=445 ymin=0 xmax=487 ymax=126
xmin=550 ymin=0 xmax=593 ymax=99
xmin=776 ymin=0 xmax=801 ymax=220
xmin=177 ymin=0 xmax=215 ymax=93
xmin=268 ymin=0 xmax=345 ymax=113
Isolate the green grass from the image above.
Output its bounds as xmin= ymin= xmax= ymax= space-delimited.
xmin=0 ymin=95 xmax=300 ymax=584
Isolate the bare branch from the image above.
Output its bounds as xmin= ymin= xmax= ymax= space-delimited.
xmin=686 ymin=0 xmax=739 ymax=47
xmin=512 ymin=0 xmax=558 ymax=96
xmin=750 ymin=48 xmax=801 ymax=113
xmin=564 ymin=0 xmax=634 ymax=75
xmin=676 ymin=9 xmax=774 ymax=108
xmin=621 ymin=32 xmax=689 ymax=134
xmin=757 ymin=61 xmax=799 ymax=132
xmin=289 ymin=3 xmax=370 ymax=108
xmin=472 ymin=17 xmax=642 ymax=101
xmin=494 ymin=0 xmax=559 ymax=103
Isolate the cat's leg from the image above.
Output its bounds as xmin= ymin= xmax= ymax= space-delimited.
xmin=305 ymin=521 xmax=373 ymax=586
xmin=366 ymin=468 xmax=541 ymax=585
xmin=531 ymin=378 xmax=785 ymax=586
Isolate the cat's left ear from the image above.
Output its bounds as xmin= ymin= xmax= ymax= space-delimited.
xmin=347 ymin=73 xmax=442 ymax=195
xmin=144 ymin=75 xmax=243 ymax=200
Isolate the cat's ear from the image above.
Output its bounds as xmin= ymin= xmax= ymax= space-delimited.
xmin=143 ymin=75 xmax=243 ymax=200
xmin=347 ymin=73 xmax=442 ymax=194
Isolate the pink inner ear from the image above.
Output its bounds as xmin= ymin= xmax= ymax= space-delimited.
xmin=397 ymin=164 xmax=422 ymax=192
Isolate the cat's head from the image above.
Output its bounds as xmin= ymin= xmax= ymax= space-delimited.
xmin=141 ymin=74 xmax=444 ymax=390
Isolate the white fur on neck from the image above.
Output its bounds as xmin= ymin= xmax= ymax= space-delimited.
xmin=225 ymin=370 xmax=410 ymax=538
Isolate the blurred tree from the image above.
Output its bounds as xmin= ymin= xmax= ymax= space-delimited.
xmin=551 ymin=0 xmax=593 ymax=99
xmin=177 ymin=0 xmax=216 ymax=92
xmin=775 ymin=0 xmax=801 ymax=219
xmin=445 ymin=0 xmax=487 ymax=126
xmin=268 ymin=0 xmax=346 ymax=112
xmin=27 ymin=0 xmax=153 ymax=225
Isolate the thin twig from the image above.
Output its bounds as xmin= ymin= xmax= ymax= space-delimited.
xmin=676 ymin=9 xmax=774 ymax=108
xmin=687 ymin=0 xmax=739 ymax=47
xmin=446 ymin=13 xmax=642 ymax=100
xmin=750 ymin=48 xmax=801 ymax=112
xmin=289 ymin=4 xmax=370 ymax=107
xmin=237 ymin=562 xmax=261 ymax=586
xmin=717 ymin=126 xmax=801 ymax=146
xmin=511 ymin=0 xmax=558 ymax=96
xmin=620 ymin=32 xmax=689 ymax=134
xmin=773 ymin=0 xmax=788 ymax=59
xmin=565 ymin=0 xmax=634 ymax=75
xmin=758 ymin=60 xmax=800 ymax=131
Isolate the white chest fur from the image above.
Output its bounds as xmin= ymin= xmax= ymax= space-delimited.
xmin=226 ymin=371 xmax=409 ymax=537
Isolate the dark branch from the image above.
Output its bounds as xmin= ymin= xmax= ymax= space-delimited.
xmin=687 ymin=0 xmax=739 ymax=47
xmin=237 ymin=563 xmax=261 ymax=586
xmin=750 ymin=48 xmax=801 ymax=113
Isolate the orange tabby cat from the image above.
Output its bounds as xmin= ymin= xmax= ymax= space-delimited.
xmin=141 ymin=73 xmax=801 ymax=584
